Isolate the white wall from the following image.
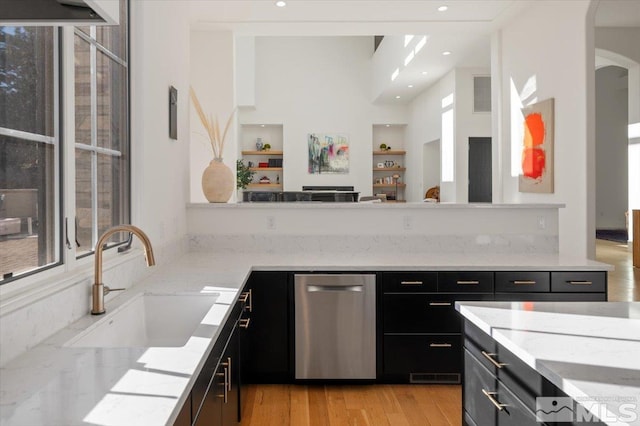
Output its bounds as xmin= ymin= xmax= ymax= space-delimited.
xmin=495 ymin=0 xmax=596 ymax=258
xmin=406 ymin=68 xmax=491 ymax=203
xmin=189 ymin=31 xmax=237 ymax=203
xmin=596 ymin=66 xmax=628 ymax=229
xmin=407 ymin=70 xmax=455 ymax=201
xmin=454 ymin=68 xmax=493 ymax=202
xmin=239 ymin=36 xmax=407 ymax=196
xmin=131 ymin=0 xmax=191 ymax=246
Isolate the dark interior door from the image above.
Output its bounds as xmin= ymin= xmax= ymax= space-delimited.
xmin=468 ymin=137 xmax=492 ymax=203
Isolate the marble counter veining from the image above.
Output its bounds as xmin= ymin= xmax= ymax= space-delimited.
xmin=0 ymin=252 xmax=611 ymax=426
xmin=456 ymin=301 xmax=640 ymax=426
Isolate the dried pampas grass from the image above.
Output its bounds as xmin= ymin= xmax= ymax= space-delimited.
xmin=189 ymin=87 xmax=235 ymax=159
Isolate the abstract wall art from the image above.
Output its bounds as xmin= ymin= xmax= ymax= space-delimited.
xmin=519 ymin=98 xmax=554 ymax=193
xmin=307 ymin=133 xmax=349 ymax=174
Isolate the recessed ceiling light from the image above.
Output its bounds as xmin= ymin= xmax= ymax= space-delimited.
xmin=442 ymin=51 xmax=451 ymax=56
xmin=261 ymin=124 xmax=265 ymax=127
xmin=421 ymin=71 xmax=428 ymax=75
xmin=385 ymin=124 xmax=390 ymax=127
xmin=275 ymin=1 xmax=286 ymax=7
xmin=408 ymin=84 xmax=414 ymax=88
xmin=395 ymin=95 xmax=401 ymax=99
xmin=438 ymin=6 xmax=448 ymax=12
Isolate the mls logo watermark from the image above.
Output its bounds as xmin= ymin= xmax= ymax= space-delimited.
xmin=536 ymin=397 xmax=574 ymax=422
xmin=536 ymin=397 xmax=639 ymax=423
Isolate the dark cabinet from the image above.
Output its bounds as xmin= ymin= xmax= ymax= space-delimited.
xmin=380 ymin=271 xmax=494 ymax=383
xmin=495 ymin=271 xmax=550 ymax=292
xmin=241 ymin=271 xmax=290 ymax=383
xmin=551 ymin=271 xmax=607 ymax=293
xmin=462 ymin=320 xmax=604 ymax=426
xmin=438 ymin=271 xmax=494 ymax=293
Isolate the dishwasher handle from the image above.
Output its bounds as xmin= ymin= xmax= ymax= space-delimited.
xmin=307 ymin=285 xmax=364 ymax=292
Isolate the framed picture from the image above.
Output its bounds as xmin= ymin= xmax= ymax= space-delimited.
xmin=169 ymin=86 xmax=178 ymax=140
xmin=519 ymin=98 xmax=554 ymax=193
xmin=307 ymin=133 xmax=349 ymax=174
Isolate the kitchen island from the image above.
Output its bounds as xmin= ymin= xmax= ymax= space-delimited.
xmin=456 ymin=301 xmax=640 ymax=425
xmin=0 ymin=251 xmax=612 ymax=425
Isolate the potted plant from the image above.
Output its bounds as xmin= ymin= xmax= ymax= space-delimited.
xmin=236 ymin=160 xmax=255 ymax=189
xmin=263 ymin=143 xmax=271 ymax=151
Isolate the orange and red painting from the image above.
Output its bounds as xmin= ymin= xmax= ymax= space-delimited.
xmin=519 ymin=98 xmax=554 ymax=193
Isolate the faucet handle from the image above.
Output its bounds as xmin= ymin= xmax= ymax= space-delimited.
xmin=104 ymin=286 xmax=125 ymax=295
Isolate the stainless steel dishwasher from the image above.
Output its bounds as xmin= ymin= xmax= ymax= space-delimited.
xmin=294 ymin=273 xmax=376 ymax=379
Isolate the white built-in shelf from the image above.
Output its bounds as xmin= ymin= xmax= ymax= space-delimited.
xmin=373 ymin=167 xmax=406 ymax=172
xmin=249 ymin=167 xmax=283 ymax=172
xmin=241 ymin=150 xmax=283 ymax=156
xmin=372 ymin=150 xmax=406 ymax=155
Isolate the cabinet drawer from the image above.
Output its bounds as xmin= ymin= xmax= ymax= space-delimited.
xmin=494 ymin=293 xmax=607 ymax=302
xmin=383 ymin=293 xmax=493 ymax=333
xmin=495 ymin=272 xmax=550 ymax=292
xmin=383 ymin=334 xmax=461 ymax=375
xmin=551 ymin=272 xmax=606 ymax=293
xmin=439 ymin=272 xmax=494 ymax=293
xmin=382 ymin=272 xmax=437 ymax=293
xmin=464 ymin=320 xmax=499 ymax=375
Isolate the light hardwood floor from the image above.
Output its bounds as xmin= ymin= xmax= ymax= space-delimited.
xmin=240 ymin=384 xmax=461 ymax=426
xmin=241 ymin=239 xmax=638 ymax=426
xmin=596 ymin=238 xmax=639 ymax=301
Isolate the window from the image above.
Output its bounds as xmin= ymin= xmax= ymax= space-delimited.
xmin=0 ymin=27 xmax=59 ymax=280
xmin=0 ymin=0 xmax=129 ymax=284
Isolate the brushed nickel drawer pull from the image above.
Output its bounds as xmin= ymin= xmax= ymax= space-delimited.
xmin=457 ymin=280 xmax=479 ymax=285
xmin=429 ymin=343 xmax=452 ymax=348
xmin=401 ymin=281 xmax=423 ymax=285
xmin=429 ymin=302 xmax=452 ymax=306
xmin=513 ymin=280 xmax=536 ymax=285
xmin=482 ymin=389 xmax=508 ymax=411
xmin=239 ymin=318 xmax=251 ymax=329
xmin=568 ymin=280 xmax=592 ymax=285
xmin=481 ymin=351 xmax=507 ymax=369
xmin=239 ymin=292 xmax=250 ymax=303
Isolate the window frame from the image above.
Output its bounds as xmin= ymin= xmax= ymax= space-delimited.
xmin=0 ymin=0 xmax=130 ymax=290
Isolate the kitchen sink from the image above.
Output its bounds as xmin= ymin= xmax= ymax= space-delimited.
xmin=65 ymin=293 xmax=219 ymax=348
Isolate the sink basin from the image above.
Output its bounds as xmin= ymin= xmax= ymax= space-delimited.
xmin=66 ymin=293 xmax=219 ymax=348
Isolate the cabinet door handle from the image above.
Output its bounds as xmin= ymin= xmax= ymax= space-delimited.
xmin=400 ymin=281 xmax=423 ymax=285
xmin=239 ymin=318 xmax=251 ymax=329
xmin=247 ymin=289 xmax=253 ymax=312
xmin=457 ymin=280 xmax=479 ymax=285
xmin=221 ymin=357 xmax=232 ymax=391
xmin=512 ymin=280 xmax=536 ymax=285
xmin=429 ymin=343 xmax=452 ymax=348
xmin=429 ymin=302 xmax=452 ymax=306
xmin=239 ymin=292 xmax=250 ymax=303
xmin=567 ymin=280 xmax=592 ymax=285
xmin=482 ymin=389 xmax=508 ymax=411
xmin=216 ymin=370 xmax=227 ymax=402
xmin=481 ymin=351 xmax=507 ymax=369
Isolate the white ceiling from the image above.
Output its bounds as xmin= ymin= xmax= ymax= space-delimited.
xmin=186 ymin=0 xmax=639 ymax=104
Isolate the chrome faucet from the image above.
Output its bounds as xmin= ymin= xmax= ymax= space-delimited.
xmin=91 ymin=225 xmax=156 ymax=315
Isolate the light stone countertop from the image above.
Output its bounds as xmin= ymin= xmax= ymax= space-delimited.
xmin=0 ymin=251 xmax=612 ymax=426
xmin=188 ymin=202 xmax=566 ymax=210
xmin=456 ymin=301 xmax=640 ymax=426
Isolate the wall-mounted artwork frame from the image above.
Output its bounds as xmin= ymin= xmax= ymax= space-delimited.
xmin=169 ymin=86 xmax=178 ymax=140
xmin=519 ymin=98 xmax=554 ymax=193
xmin=307 ymin=133 xmax=349 ymax=174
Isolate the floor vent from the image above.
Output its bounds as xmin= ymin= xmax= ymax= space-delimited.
xmin=410 ymin=373 xmax=461 ymax=384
